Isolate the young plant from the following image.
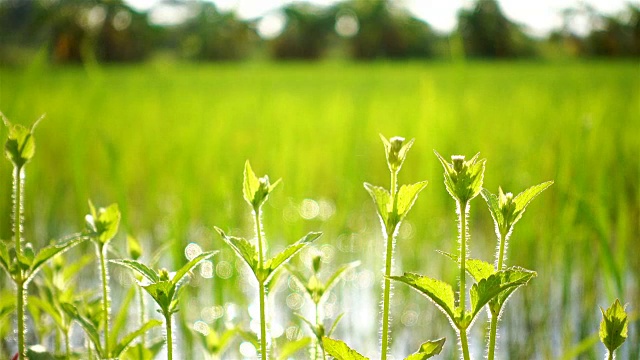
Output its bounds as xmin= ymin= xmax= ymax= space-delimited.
xmin=287 ymin=255 xmax=360 ymax=359
xmin=599 ymin=299 xmax=628 ymax=360
xmin=480 ymin=182 xmax=552 ymax=359
xmin=111 ymin=248 xmax=217 ymax=360
xmin=391 ymin=152 xmax=536 ymax=360
xmin=0 ymin=114 xmax=88 ymax=360
xmin=363 ymin=135 xmax=428 ymax=359
xmin=84 ymin=200 xmax=121 ymax=357
xmin=215 ymin=160 xmax=321 ymax=360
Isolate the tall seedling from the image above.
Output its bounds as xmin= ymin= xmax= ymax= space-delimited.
xmin=364 ymin=135 xmax=427 ymax=359
xmin=0 ymin=114 xmax=88 ymax=359
xmin=215 ymin=161 xmax=321 ymax=360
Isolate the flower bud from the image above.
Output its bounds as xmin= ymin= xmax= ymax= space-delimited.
xmin=380 ymin=134 xmax=415 ymax=173
xmin=434 ymin=151 xmax=486 ymax=204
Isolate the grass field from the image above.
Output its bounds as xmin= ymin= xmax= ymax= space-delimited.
xmin=0 ymin=60 xmax=638 ymax=359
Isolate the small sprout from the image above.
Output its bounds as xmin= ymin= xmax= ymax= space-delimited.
xmin=380 ymin=134 xmax=415 ymax=173
xmin=243 ymin=160 xmax=281 ymax=210
xmin=312 ymin=255 xmax=322 ymax=274
xmin=2 ymin=113 xmax=44 ymax=169
xmin=600 ymin=299 xmax=628 ymax=359
xmin=85 ymin=201 xmax=121 ymax=245
xmin=434 ymin=151 xmax=486 ymax=204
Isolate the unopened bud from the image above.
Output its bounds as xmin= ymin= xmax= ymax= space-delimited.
xmin=312 ymin=255 xmax=322 ymax=273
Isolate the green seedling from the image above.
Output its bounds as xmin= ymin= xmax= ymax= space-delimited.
xmin=287 ymin=255 xmax=360 ymax=359
xmin=599 ymin=299 xmax=628 ymax=360
xmin=480 ymin=182 xmax=552 ymax=359
xmin=111 ymin=248 xmax=217 ymax=360
xmin=322 ymin=336 xmax=445 ymax=360
xmin=392 ymin=152 xmax=538 ymax=360
xmin=364 ymin=135 xmax=428 ymax=360
xmin=1 ymin=114 xmax=88 ymax=360
xmin=192 ymin=322 xmax=247 ymax=360
xmin=215 ymin=160 xmax=321 ymax=360
xmin=84 ymin=200 xmax=121 ymax=357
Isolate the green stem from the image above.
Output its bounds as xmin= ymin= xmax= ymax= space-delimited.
xmin=488 ymin=231 xmax=507 ymax=360
xmin=165 ymin=312 xmax=173 ymax=360
xmin=254 ymin=207 xmax=268 ymax=360
xmin=608 ymin=351 xmax=613 ymax=360
xmin=17 ymin=281 xmax=26 ymax=360
xmin=13 ymin=166 xmax=23 ymax=256
xmin=458 ymin=201 xmax=468 ymax=319
xmin=139 ymin=286 xmax=147 ymax=350
xmin=488 ymin=313 xmax=498 ymax=360
xmin=381 ymin=170 xmax=398 ymax=360
xmin=65 ymin=329 xmax=71 ymax=359
xmin=459 ymin=329 xmax=471 ymax=360
xmin=315 ymin=302 xmax=324 ymax=360
xmin=98 ymin=243 xmax=111 ymax=357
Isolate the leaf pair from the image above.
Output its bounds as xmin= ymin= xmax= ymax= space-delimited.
xmin=0 ymin=235 xmax=88 ymax=285
xmin=287 ymin=259 xmax=360 ymax=305
xmin=85 ymin=201 xmax=121 ymax=246
xmin=2 ymin=113 xmax=43 ymax=169
xmin=390 ymin=264 xmax=536 ymax=330
xmin=243 ymin=160 xmax=282 ymax=210
xmin=322 ymin=337 xmax=445 ymax=360
xmin=111 ymin=250 xmax=217 ymax=315
xmin=364 ymin=181 xmax=428 ymax=232
xmin=215 ymin=227 xmax=321 ymax=284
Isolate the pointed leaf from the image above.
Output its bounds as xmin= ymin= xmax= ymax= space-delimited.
xmin=3 ymin=115 xmax=43 ymax=168
xmin=28 ymin=296 xmax=65 ymax=331
xmin=390 ymin=273 xmax=457 ymax=324
xmin=363 ymin=183 xmax=391 ymax=228
xmin=397 ymin=181 xmax=428 ymax=219
xmin=512 ymin=181 xmax=553 ymax=222
xmin=243 ymin=160 xmax=260 ymax=207
xmin=111 ymin=259 xmax=160 ymax=283
xmin=405 ymin=338 xmax=446 ymax=360
xmin=296 ymin=313 xmax=321 ymax=339
xmin=327 ymin=312 xmax=345 ymax=337
xmin=466 ymin=258 xmax=496 ymax=282
xmin=470 ymin=267 xmax=536 ymax=319
xmin=112 ymin=319 xmax=163 ymax=357
xmin=86 ymin=202 xmax=121 ymax=245
xmin=170 ymin=250 xmax=218 ymax=288
xmin=142 ymin=281 xmax=173 ymax=312
xmin=277 ymin=336 xmax=312 ymax=360
xmin=322 ymin=337 xmax=369 ymax=360
xmin=25 ymin=234 xmax=88 ymax=284
xmin=321 ymin=261 xmax=361 ymax=304
xmin=0 ymin=241 xmax=9 ymax=274
xmin=62 ymin=302 xmax=104 ymax=357
xmin=480 ymin=188 xmax=503 ymax=238
xmin=215 ymin=227 xmax=258 ymax=275
xmin=264 ymin=232 xmax=321 ymax=283
xmin=599 ymin=299 xmax=628 ymax=354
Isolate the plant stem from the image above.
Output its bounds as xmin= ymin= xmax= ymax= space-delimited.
xmin=165 ymin=312 xmax=173 ymax=360
xmin=488 ymin=231 xmax=507 ymax=360
xmin=254 ymin=208 xmax=268 ymax=360
xmin=98 ymin=243 xmax=111 ymax=357
xmin=315 ymin=302 xmax=324 ymax=360
xmin=17 ymin=281 xmax=26 ymax=360
xmin=13 ymin=167 xmax=23 ymax=256
xmin=608 ymin=351 xmax=613 ymax=360
xmin=459 ymin=329 xmax=471 ymax=360
xmin=381 ymin=170 xmax=398 ymax=360
xmin=65 ymin=329 xmax=71 ymax=359
xmin=139 ymin=286 xmax=147 ymax=350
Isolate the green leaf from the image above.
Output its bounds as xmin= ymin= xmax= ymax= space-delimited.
xmin=215 ymin=227 xmax=258 ymax=274
xmin=436 ymin=251 xmax=495 ymax=283
xmin=243 ymin=160 xmax=260 ymax=207
xmin=512 ymin=181 xmax=553 ymax=223
xmin=322 ymin=337 xmax=369 ymax=360
xmin=470 ymin=267 xmax=536 ymax=319
xmin=265 ymin=232 xmax=322 ymax=283
xmin=405 ymin=338 xmax=446 ymax=360
xmin=296 ymin=313 xmax=322 ymax=339
xmin=397 ymin=180 xmax=428 ymax=219
xmin=25 ymin=234 xmax=88 ymax=284
xmin=599 ymin=299 xmax=628 ymax=354
xmin=0 ymin=241 xmax=9 ymax=275
xmin=170 ymin=250 xmax=218 ymax=288
xmin=25 ymin=345 xmax=56 ymax=360
xmin=327 ymin=312 xmax=345 ymax=337
xmin=62 ymin=302 xmax=104 ymax=357
xmin=112 ymin=319 xmax=163 ymax=357
xmin=321 ymin=261 xmax=360 ymax=304
xmin=480 ymin=188 xmax=503 ymax=236
xmin=110 ymin=259 xmax=160 ymax=283
xmin=363 ymin=183 xmax=391 ymax=228
xmin=111 ymin=285 xmax=137 ymax=347
xmin=434 ymin=151 xmax=485 ymax=204
xmin=390 ymin=273 xmax=457 ymax=324
xmin=85 ymin=201 xmax=121 ymax=245
xmin=3 ymin=114 xmax=43 ymax=168
xmin=277 ymin=336 xmax=312 ymax=360
xmin=28 ymin=296 xmax=66 ymax=332
xmin=142 ymin=281 xmax=174 ymax=312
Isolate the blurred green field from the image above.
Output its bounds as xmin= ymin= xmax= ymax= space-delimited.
xmin=0 ymin=60 xmax=638 ymax=359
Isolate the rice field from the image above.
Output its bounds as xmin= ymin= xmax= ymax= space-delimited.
xmin=0 ymin=60 xmax=638 ymax=359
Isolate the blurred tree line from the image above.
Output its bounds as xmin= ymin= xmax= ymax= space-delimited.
xmin=0 ymin=0 xmax=638 ymax=65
